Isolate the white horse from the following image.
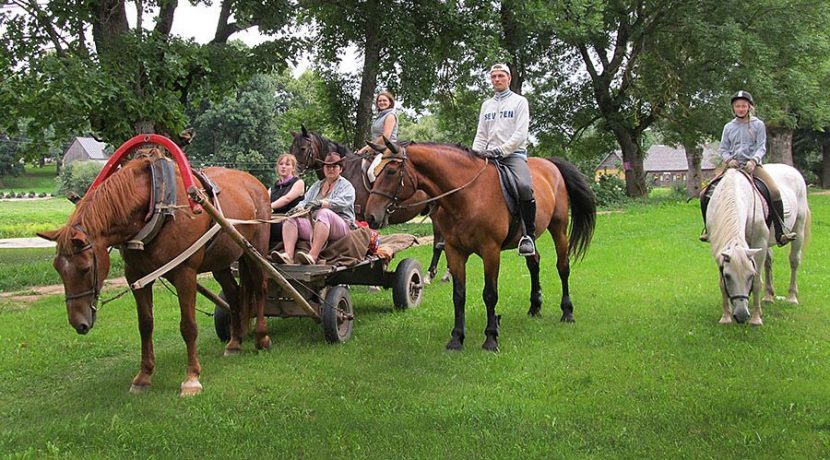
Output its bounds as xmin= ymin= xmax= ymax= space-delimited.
xmin=706 ymin=164 xmax=811 ymax=325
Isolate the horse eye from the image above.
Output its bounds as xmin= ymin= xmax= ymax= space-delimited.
xmin=723 ymin=273 xmax=731 ymax=281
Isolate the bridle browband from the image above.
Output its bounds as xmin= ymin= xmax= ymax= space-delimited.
xmin=369 ymin=146 xmax=489 ymax=213
xmin=62 ymin=224 xmax=101 ymax=311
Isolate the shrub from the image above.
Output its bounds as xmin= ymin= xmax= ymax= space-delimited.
xmin=56 ymin=161 xmax=104 ymax=197
xmin=591 ymin=174 xmax=627 ymax=207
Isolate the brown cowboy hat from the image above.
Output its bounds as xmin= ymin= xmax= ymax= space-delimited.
xmin=318 ymin=152 xmax=344 ymax=166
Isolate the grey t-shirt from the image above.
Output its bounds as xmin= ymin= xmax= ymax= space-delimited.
xmin=371 ymin=108 xmax=398 ymax=143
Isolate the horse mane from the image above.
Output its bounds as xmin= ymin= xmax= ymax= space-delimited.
xmin=708 ymin=171 xmax=747 ymax=255
xmin=55 ymin=158 xmax=152 ymax=250
xmin=404 ymin=141 xmax=478 ymax=159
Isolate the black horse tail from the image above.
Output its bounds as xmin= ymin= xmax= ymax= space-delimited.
xmin=548 ymin=157 xmax=597 ymax=261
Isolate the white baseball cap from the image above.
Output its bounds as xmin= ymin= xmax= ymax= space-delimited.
xmin=489 ymin=63 xmax=511 ymax=76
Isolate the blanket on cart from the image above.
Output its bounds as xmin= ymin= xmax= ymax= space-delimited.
xmin=270 ymin=227 xmax=420 ymax=267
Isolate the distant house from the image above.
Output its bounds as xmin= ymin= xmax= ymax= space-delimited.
xmin=595 ymin=144 xmax=720 ymax=186
xmin=62 ymin=137 xmax=109 ymax=166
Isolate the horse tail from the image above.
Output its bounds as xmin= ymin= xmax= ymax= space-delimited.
xmin=803 ymin=205 xmax=812 ymax=249
xmin=548 ymin=157 xmax=597 ymax=261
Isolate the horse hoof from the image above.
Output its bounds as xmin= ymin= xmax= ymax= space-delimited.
xmin=129 ymin=383 xmax=150 ymax=394
xmin=763 ymin=296 xmax=774 ymax=304
xmin=445 ymin=338 xmax=463 ymax=351
xmin=528 ymin=307 xmax=542 ymax=317
xmin=750 ymin=319 xmax=763 ymax=327
xmin=719 ymin=316 xmax=733 ymax=324
xmin=481 ymin=338 xmax=499 ymax=352
xmin=257 ymin=336 xmax=272 ymax=351
xmin=223 ymin=347 xmax=242 ymax=357
xmin=180 ymin=380 xmax=203 ymax=397
xmin=786 ymin=297 xmax=799 ymax=305
xmin=560 ymin=314 xmax=575 ymax=323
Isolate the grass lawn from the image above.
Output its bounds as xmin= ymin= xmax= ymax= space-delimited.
xmin=0 ymin=194 xmax=828 ymax=457
xmin=0 ymin=164 xmax=58 ymax=194
xmin=0 ymin=198 xmax=74 ymax=239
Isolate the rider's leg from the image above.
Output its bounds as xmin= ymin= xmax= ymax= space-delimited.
xmin=699 ymin=187 xmax=711 ymax=242
xmin=753 ymin=165 xmax=795 ymax=246
xmin=502 ymin=153 xmax=536 ymax=256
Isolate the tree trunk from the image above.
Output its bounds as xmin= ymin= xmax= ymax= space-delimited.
xmin=609 ymin=126 xmax=647 ymax=197
xmin=683 ymin=142 xmax=703 ymax=197
xmin=353 ymin=2 xmax=381 ymax=150
xmin=766 ymin=125 xmax=793 ymax=165
xmin=821 ymin=131 xmax=830 ymax=188
xmin=500 ymin=0 xmax=524 ymax=94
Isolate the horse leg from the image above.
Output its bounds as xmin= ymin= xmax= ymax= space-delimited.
xmin=425 ymin=237 xmax=444 ymax=284
xmin=214 ymin=268 xmax=243 ymax=356
xmin=763 ymin=248 xmax=775 ymax=303
xmin=525 ymin=252 xmax=543 ymax=317
xmin=719 ymin=282 xmax=733 ymax=324
xmin=550 ymin=226 xmax=574 ymax=322
xmin=750 ymin=251 xmax=765 ymax=326
xmin=481 ymin=249 xmax=501 ymax=352
xmin=786 ymin=236 xmax=804 ymax=304
xmin=129 ymin=283 xmax=155 ymax=394
xmin=445 ymin=246 xmax=468 ymax=351
xmin=240 ymin=256 xmax=271 ymax=350
xmin=168 ymin=269 xmax=203 ymax=396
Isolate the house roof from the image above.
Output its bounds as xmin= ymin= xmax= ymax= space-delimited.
xmin=596 ymin=144 xmax=719 ymax=172
xmin=75 ymin=137 xmax=108 ymax=160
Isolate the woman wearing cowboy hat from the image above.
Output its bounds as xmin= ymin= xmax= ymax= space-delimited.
xmin=275 ymin=152 xmax=356 ymax=264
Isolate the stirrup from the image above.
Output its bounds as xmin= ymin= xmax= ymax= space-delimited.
xmin=776 ymin=232 xmax=796 ymax=247
xmin=699 ymin=232 xmax=709 ymax=242
xmin=518 ymin=236 xmax=536 ymax=256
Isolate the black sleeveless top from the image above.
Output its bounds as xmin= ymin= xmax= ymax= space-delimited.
xmin=270 ymin=176 xmax=302 ymax=213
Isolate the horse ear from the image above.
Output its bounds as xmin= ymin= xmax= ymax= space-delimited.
xmin=746 ymin=248 xmax=762 ymax=258
xmin=37 ymin=229 xmax=61 ymax=242
xmin=383 ymin=136 xmax=399 ymax=154
xmin=67 ymin=192 xmax=81 ymax=204
xmin=719 ymin=250 xmax=732 ymax=263
xmin=290 ymin=131 xmax=298 ymax=137
xmin=69 ymin=228 xmax=88 ymax=248
xmin=301 ymin=125 xmax=309 ymax=136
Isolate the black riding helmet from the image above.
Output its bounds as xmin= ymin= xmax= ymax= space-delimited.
xmin=731 ymin=90 xmax=754 ymax=106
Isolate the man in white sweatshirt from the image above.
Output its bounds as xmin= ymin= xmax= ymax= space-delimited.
xmin=472 ymin=63 xmax=536 ymax=256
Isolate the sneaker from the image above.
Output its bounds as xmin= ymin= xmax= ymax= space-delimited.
xmin=518 ymin=236 xmax=536 ymax=257
xmin=295 ymin=251 xmax=316 ymax=265
xmin=271 ymin=251 xmax=293 ymax=264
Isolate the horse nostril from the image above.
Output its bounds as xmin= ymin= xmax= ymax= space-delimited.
xmin=76 ymin=323 xmax=90 ymax=335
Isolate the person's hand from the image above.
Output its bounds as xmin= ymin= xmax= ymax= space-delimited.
xmin=743 ymin=159 xmax=757 ymax=174
xmin=726 ymin=158 xmax=739 ymax=169
xmin=306 ymin=200 xmax=322 ymax=211
xmin=474 ymin=149 xmax=501 ymax=159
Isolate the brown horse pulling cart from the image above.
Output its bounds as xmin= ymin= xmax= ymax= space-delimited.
xmin=40 ymin=134 xmax=423 ymax=396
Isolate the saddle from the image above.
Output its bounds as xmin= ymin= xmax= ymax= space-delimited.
xmin=704 ymin=169 xmax=773 ymax=226
xmin=490 ymin=160 xmax=523 ymax=249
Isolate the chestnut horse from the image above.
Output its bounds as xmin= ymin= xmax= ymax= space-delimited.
xmin=38 ymin=155 xmax=272 ymax=396
xmin=365 ymin=142 xmax=596 ymax=351
xmin=289 ymin=127 xmax=449 ymax=282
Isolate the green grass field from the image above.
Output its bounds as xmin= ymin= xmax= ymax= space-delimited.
xmin=0 ymin=194 xmax=828 ymax=457
xmin=0 ymin=164 xmax=58 ymax=194
xmin=0 ymin=197 xmax=74 ymax=239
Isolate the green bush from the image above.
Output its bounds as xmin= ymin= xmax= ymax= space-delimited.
xmin=55 ymin=161 xmax=104 ymax=197
xmin=591 ymin=173 xmax=627 ymax=207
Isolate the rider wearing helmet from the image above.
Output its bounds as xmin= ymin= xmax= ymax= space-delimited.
xmin=700 ymin=90 xmax=796 ymax=246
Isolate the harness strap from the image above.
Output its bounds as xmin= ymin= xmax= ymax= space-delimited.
xmin=130 ymin=224 xmax=222 ymax=290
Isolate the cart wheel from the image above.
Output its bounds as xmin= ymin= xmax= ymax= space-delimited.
xmin=214 ymin=291 xmax=231 ymax=342
xmin=392 ymin=258 xmax=424 ymax=309
xmin=322 ymin=286 xmax=354 ymax=343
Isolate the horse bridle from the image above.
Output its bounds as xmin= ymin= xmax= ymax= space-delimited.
xmin=368 ymin=148 xmax=419 ymax=215
xmin=296 ymin=134 xmax=321 ymax=174
xmin=719 ymin=260 xmax=756 ymax=303
xmin=63 ymin=224 xmax=101 ymax=311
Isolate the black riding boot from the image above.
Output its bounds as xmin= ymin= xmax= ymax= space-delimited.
xmin=518 ymin=199 xmax=537 ymax=256
xmin=772 ymin=199 xmax=796 ymax=246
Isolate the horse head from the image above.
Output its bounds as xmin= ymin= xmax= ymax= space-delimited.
xmin=718 ymin=245 xmax=761 ymax=323
xmin=37 ymin=226 xmax=112 ymax=334
xmin=365 ymin=144 xmax=416 ymax=230
xmin=289 ymin=127 xmax=323 ymax=177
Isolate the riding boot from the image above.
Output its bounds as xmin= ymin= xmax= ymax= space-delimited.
xmin=518 ymin=199 xmax=537 ymax=256
xmin=772 ymin=199 xmax=796 ymax=246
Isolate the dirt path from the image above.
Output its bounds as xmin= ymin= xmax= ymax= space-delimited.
xmin=0 ymin=278 xmax=130 ymax=305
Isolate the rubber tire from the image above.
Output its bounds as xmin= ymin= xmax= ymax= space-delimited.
xmin=392 ymin=258 xmax=424 ymax=309
xmin=213 ymin=291 xmax=231 ymax=343
xmin=322 ymin=286 xmax=354 ymax=343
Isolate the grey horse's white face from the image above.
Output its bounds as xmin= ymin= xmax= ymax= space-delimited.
xmin=718 ymin=246 xmax=761 ymax=323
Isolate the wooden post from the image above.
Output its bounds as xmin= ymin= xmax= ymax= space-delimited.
xmin=196 ymin=282 xmax=230 ymax=311
xmin=187 ymin=186 xmax=320 ymax=320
